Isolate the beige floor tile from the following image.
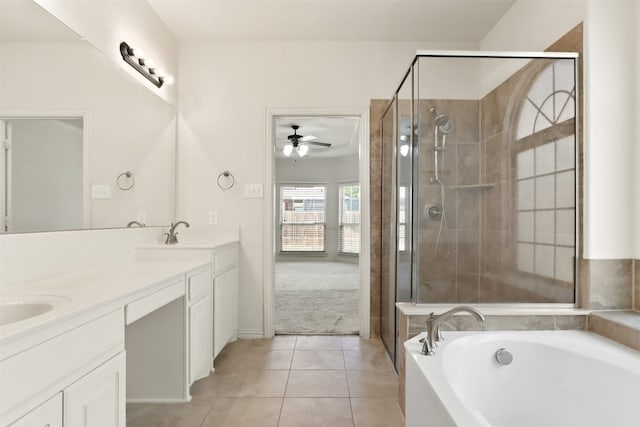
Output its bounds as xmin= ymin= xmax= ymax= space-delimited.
xmin=201 ymin=397 xmax=282 ymax=427
xmin=243 ymin=350 xmax=294 ymax=370
xmin=224 ymin=336 xmax=298 ymax=353
xmin=126 ymin=398 xmax=213 ymax=427
xmin=215 ymin=350 xmax=294 ymax=371
xmin=192 ymin=369 xmax=289 ymax=398
xmin=213 ymin=347 xmax=245 ymax=371
xmin=291 ymin=350 xmax=345 ymax=369
xmin=341 ymin=336 xmax=385 ymax=351
xmin=279 ymin=398 xmax=353 ymax=427
xmin=344 ymin=349 xmax=393 ymax=370
xmin=351 ymin=398 xmax=404 ymax=427
xmin=346 ymin=370 xmax=398 ymax=398
xmin=285 ymin=370 xmax=349 ymax=397
xmin=295 ymin=335 xmax=343 ymax=350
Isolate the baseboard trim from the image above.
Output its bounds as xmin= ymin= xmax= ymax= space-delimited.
xmin=238 ymin=329 xmax=264 ymax=339
xmin=127 ymin=397 xmax=190 ymax=404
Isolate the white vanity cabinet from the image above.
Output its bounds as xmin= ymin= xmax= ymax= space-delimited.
xmin=9 ymin=393 xmax=62 ymax=427
xmin=187 ymin=267 xmax=213 ymax=383
xmin=213 ymin=265 xmax=238 ymax=358
xmin=135 ymin=241 xmax=240 ymax=368
xmin=64 ymin=353 xmax=126 ymax=427
xmin=1 ymin=309 xmax=125 ymax=427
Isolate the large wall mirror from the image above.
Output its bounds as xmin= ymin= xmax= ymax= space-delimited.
xmin=0 ymin=0 xmax=176 ymax=233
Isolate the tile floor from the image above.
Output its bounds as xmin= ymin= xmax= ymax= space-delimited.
xmin=127 ymin=335 xmax=404 ymax=427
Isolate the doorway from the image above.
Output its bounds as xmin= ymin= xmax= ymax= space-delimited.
xmin=264 ymin=111 xmax=370 ymax=338
xmin=0 ymin=117 xmax=85 ymax=233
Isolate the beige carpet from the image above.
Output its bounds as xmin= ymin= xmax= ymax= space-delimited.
xmin=275 ymin=261 xmax=359 ymax=335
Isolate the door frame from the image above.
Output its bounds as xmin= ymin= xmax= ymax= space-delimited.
xmin=264 ymin=108 xmax=371 ymax=338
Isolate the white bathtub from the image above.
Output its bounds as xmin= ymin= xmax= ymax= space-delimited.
xmin=405 ymin=330 xmax=640 ymax=427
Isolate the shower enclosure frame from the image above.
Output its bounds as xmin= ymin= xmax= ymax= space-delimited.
xmin=380 ymin=51 xmax=581 ymax=367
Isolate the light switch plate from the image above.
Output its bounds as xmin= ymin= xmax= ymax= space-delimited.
xmin=91 ymin=184 xmax=112 ymax=199
xmin=244 ymin=184 xmax=263 ymax=198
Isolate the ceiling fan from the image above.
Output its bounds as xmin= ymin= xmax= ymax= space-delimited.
xmin=281 ymin=125 xmax=332 ymax=157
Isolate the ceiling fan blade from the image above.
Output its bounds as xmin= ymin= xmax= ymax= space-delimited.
xmin=300 ymin=135 xmax=317 ymax=141
xmin=308 ymin=141 xmax=332 ymax=147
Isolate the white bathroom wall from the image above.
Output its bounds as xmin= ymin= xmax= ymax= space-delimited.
xmin=177 ymin=40 xmax=476 ymax=335
xmin=481 ymin=0 xmax=638 ymax=259
xmin=276 ymin=154 xmax=359 ymax=261
xmin=0 ymin=227 xmax=164 ymax=288
xmin=33 ymin=0 xmax=179 ymax=105
xmin=480 ymin=1 xmax=586 ymax=52
xmin=582 ymin=0 xmax=637 ymax=259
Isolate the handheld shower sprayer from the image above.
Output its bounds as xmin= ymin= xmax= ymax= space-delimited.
xmin=428 ymin=105 xmax=454 ymax=259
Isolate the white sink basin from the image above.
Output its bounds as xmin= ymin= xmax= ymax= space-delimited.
xmin=0 ymin=296 xmax=70 ymax=326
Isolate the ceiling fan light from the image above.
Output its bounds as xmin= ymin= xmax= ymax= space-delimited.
xmin=297 ymin=144 xmax=309 ymax=157
xmin=283 ymin=143 xmax=293 ymax=156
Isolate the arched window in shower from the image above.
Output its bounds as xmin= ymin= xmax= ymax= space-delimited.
xmin=513 ymin=59 xmax=577 ymax=297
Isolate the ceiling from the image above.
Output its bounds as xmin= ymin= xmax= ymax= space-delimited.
xmin=274 ymin=116 xmax=360 ymax=158
xmin=146 ymin=0 xmax=516 ymax=42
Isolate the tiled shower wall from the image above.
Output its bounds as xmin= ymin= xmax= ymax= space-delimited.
xmin=416 ymin=100 xmax=482 ymax=303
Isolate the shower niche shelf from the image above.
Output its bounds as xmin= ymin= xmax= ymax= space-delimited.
xmin=447 ymin=183 xmax=495 ymax=190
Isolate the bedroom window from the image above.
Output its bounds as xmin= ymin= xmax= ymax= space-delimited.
xmin=339 ymin=183 xmax=360 ymax=254
xmin=280 ymin=185 xmax=326 ymax=252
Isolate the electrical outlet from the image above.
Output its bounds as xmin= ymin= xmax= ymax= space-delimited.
xmin=91 ymin=184 xmax=111 ymax=199
xmin=244 ymin=184 xmax=263 ymax=198
xmin=208 ymin=211 xmax=218 ymax=225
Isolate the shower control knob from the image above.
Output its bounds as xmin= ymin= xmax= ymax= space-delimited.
xmin=424 ymin=203 xmax=443 ymax=221
xmin=495 ymin=348 xmax=513 ymax=365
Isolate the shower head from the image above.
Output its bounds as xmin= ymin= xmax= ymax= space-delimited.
xmin=429 ymin=106 xmax=454 ymax=131
xmin=434 ymin=112 xmax=454 ymax=134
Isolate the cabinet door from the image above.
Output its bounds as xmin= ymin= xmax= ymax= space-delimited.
xmin=213 ymin=267 xmax=239 ymax=358
xmin=64 ymin=353 xmax=125 ymax=427
xmin=189 ymin=295 xmax=212 ymax=383
xmin=9 ymin=392 xmax=62 ymax=427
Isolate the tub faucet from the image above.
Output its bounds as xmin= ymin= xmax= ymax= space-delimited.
xmin=165 ymin=221 xmax=190 ymax=244
xmin=421 ymin=306 xmax=485 ymax=356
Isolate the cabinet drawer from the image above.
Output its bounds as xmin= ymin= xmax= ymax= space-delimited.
xmin=9 ymin=392 xmax=62 ymax=427
xmin=214 ymin=247 xmax=237 ymax=275
xmin=0 ymin=310 xmax=124 ymax=421
xmin=188 ymin=269 xmax=210 ymax=304
xmin=126 ymin=279 xmax=184 ymax=325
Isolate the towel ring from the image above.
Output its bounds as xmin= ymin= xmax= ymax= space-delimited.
xmin=116 ymin=171 xmax=135 ymax=191
xmin=217 ymin=171 xmax=235 ymax=190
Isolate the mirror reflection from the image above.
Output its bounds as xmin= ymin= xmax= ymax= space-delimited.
xmin=0 ymin=0 xmax=176 ymax=233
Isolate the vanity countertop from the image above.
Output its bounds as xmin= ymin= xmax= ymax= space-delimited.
xmin=0 ymin=257 xmax=211 ymax=349
xmin=136 ymin=235 xmax=239 ymax=249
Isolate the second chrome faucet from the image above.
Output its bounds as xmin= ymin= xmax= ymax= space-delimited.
xmin=421 ymin=306 xmax=485 ymax=356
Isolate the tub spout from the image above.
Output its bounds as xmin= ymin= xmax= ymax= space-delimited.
xmin=421 ymin=306 xmax=485 ymax=356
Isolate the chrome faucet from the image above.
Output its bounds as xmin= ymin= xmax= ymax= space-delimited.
xmin=165 ymin=221 xmax=190 ymax=244
xmin=421 ymin=306 xmax=485 ymax=356
xmin=126 ymin=220 xmax=145 ymax=228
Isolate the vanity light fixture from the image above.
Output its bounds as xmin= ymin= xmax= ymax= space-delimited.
xmin=119 ymin=41 xmax=174 ymax=88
